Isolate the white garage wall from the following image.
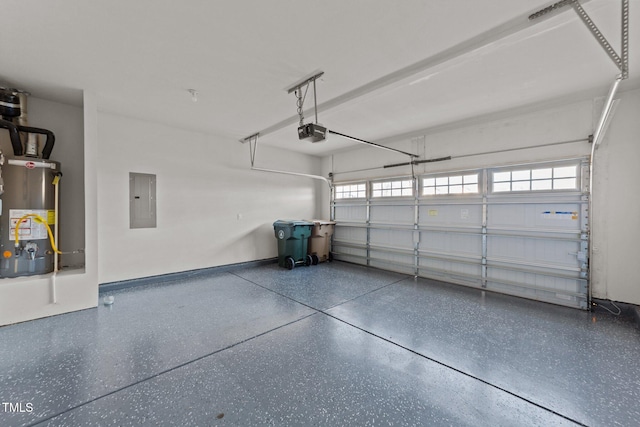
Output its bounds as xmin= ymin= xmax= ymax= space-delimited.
xmin=97 ymin=112 xmax=321 ymax=284
xmin=591 ymin=88 xmax=640 ymax=305
xmin=322 ymin=89 xmax=640 ymax=306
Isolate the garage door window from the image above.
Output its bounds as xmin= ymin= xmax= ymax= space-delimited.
xmin=422 ymin=174 xmax=479 ymax=196
xmin=371 ymin=179 xmax=413 ymax=198
xmin=492 ymin=165 xmax=578 ymax=193
xmin=335 ymin=183 xmax=366 ymax=199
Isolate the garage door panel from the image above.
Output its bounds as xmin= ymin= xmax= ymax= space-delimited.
xmin=370 ymin=228 xmax=413 ymax=249
xmin=419 ymin=257 xmax=482 ymax=277
xmin=487 ymin=236 xmax=581 ymax=268
xmin=532 ymin=204 xmax=582 ymax=230
xmin=370 ymin=204 xmax=413 ymax=225
xmin=370 ymin=261 xmax=414 ymax=275
xmin=486 ymin=280 xmax=585 ymax=307
xmin=418 ymin=203 xmax=482 ymax=227
xmin=488 ymin=201 xmax=582 ymax=231
xmin=334 ymin=248 xmax=367 ymax=265
xmin=418 ymin=258 xmax=482 ymax=287
xmin=421 ymin=231 xmax=482 ymax=257
xmin=487 ymin=265 xmax=583 ymax=287
xmin=487 ymin=265 xmax=586 ymax=295
xmin=370 ymin=250 xmax=414 ymax=275
xmin=487 ymin=261 xmax=587 ymax=308
xmin=334 ymin=204 xmax=367 ymax=222
xmin=334 ymin=226 xmax=367 ymax=244
xmin=488 ymin=204 xmax=524 ymax=227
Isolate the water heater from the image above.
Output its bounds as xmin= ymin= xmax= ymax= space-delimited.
xmin=0 ymin=88 xmax=60 ymax=278
xmin=0 ymin=158 xmax=60 ymax=277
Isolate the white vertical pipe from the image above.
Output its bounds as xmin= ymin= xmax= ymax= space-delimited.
xmin=54 ymin=179 xmax=59 ymax=273
xmin=51 ymin=177 xmax=60 ymax=304
xmin=50 ymin=273 xmax=57 ymax=304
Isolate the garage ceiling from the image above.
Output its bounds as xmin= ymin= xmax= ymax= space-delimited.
xmin=0 ymin=0 xmax=637 ymax=156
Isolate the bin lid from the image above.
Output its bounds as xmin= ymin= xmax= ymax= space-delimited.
xmin=306 ymin=219 xmax=337 ymax=225
xmin=273 ymin=219 xmax=315 ymax=227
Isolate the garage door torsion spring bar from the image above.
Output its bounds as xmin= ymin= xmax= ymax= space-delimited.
xmin=384 ymin=156 xmax=452 ymax=169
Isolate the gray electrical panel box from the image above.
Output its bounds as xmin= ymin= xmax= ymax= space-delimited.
xmin=129 ymin=172 xmax=156 ymax=229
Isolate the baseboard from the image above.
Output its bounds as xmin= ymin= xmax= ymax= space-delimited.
xmin=99 ymin=258 xmax=277 ymax=294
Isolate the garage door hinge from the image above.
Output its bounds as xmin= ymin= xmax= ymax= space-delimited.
xmin=577 ymin=251 xmax=587 ymax=262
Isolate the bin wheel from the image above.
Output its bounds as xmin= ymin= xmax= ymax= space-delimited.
xmin=286 ymin=257 xmax=295 ymax=270
xmin=328 ymin=252 xmax=333 ymax=262
xmin=305 ymin=255 xmax=313 ymax=267
xmin=311 ymin=254 xmax=319 ymax=265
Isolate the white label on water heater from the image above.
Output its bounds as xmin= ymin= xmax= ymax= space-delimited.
xmin=9 ymin=209 xmax=50 ymax=241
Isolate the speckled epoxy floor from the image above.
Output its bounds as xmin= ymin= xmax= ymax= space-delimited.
xmin=1 ymin=262 xmax=638 ymax=426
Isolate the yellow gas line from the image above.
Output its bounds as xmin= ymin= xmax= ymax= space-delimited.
xmin=14 ymin=213 xmax=62 ymax=255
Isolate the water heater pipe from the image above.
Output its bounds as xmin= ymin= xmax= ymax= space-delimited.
xmin=19 ymin=125 xmax=55 ymax=159
xmin=17 ymin=92 xmax=28 ymax=127
xmin=0 ymin=119 xmax=24 ymax=156
xmin=0 ymin=119 xmax=55 ymax=159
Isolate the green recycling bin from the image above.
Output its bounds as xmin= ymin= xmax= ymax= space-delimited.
xmin=273 ymin=220 xmax=315 ymax=270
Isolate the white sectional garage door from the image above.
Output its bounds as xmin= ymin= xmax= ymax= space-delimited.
xmin=332 ymin=158 xmax=589 ymax=309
